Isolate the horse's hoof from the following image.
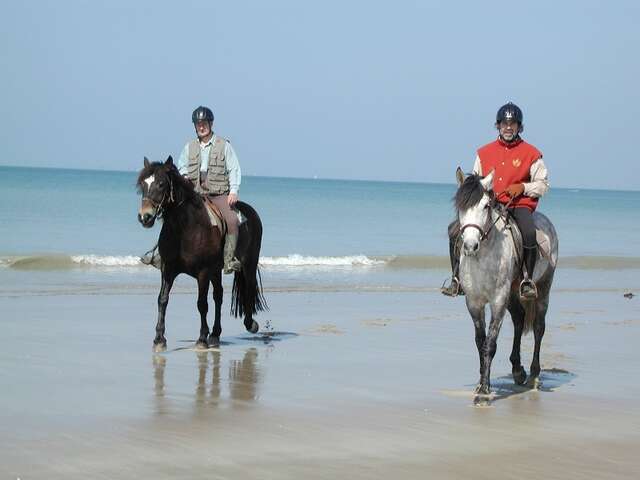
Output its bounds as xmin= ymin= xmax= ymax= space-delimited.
xmin=208 ymin=336 xmax=220 ymax=348
xmin=473 ymin=395 xmax=492 ymax=407
xmin=195 ymin=340 xmax=209 ymax=350
xmin=153 ymin=342 xmax=167 ymax=353
xmin=513 ymin=367 xmax=527 ymax=386
xmin=246 ymin=320 xmax=259 ymax=334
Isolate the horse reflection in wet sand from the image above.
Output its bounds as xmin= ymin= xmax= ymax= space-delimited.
xmin=452 ymin=169 xmax=558 ymax=404
xmin=152 ymin=348 xmax=261 ymax=416
xmin=137 ymin=157 xmax=267 ymax=351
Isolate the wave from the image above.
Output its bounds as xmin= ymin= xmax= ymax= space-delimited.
xmin=1 ymin=254 xmax=639 ymax=272
xmin=259 ymin=254 xmax=385 ymax=267
xmin=0 ymin=254 xmax=389 ymax=271
xmin=1 ymin=254 xmax=144 ymax=270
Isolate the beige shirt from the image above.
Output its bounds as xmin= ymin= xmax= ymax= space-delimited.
xmin=472 ymin=155 xmax=550 ymax=198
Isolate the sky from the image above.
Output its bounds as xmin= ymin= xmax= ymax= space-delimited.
xmin=1 ymin=0 xmax=639 ymax=190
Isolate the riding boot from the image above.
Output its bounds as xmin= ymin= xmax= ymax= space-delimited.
xmin=519 ymin=245 xmax=538 ymax=299
xmin=140 ymin=244 xmax=161 ymax=269
xmin=223 ymin=233 xmax=242 ymax=274
xmin=441 ymin=233 xmax=464 ymax=297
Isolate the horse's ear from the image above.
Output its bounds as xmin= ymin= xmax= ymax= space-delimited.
xmin=165 ymin=156 xmax=174 ymax=167
xmin=455 ymin=167 xmax=464 ymax=187
xmin=144 ymin=157 xmax=150 ymax=168
xmin=480 ymin=169 xmax=495 ymax=191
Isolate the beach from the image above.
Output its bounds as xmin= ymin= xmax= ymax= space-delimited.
xmin=1 ymin=265 xmax=639 ymax=479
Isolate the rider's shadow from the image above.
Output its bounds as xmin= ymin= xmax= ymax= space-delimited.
xmin=474 ymin=368 xmax=576 ymax=405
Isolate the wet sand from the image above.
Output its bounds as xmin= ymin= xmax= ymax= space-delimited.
xmin=1 ymin=275 xmax=639 ymax=479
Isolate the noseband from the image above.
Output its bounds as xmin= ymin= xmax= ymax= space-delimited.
xmin=460 ymin=221 xmax=491 ymax=241
xmin=459 ymin=212 xmax=494 ymax=242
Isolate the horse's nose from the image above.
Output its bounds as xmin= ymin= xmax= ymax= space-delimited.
xmin=463 ymin=239 xmax=479 ymax=255
xmin=138 ymin=212 xmax=153 ymax=226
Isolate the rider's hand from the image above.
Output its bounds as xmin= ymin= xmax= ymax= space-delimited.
xmin=505 ymin=183 xmax=525 ymax=198
xmin=228 ymin=193 xmax=238 ymax=207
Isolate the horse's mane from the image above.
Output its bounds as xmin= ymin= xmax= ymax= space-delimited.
xmin=454 ymin=174 xmax=487 ymax=211
xmin=137 ymin=161 xmax=202 ymax=207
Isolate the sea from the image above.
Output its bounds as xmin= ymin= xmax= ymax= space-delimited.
xmin=1 ymin=165 xmax=639 ymax=295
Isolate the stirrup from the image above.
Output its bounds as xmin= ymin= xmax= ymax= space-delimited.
xmin=140 ymin=248 xmax=161 ymax=269
xmin=441 ymin=277 xmax=461 ymax=297
xmin=519 ymin=278 xmax=538 ymax=299
xmin=223 ymin=257 xmax=242 ymax=275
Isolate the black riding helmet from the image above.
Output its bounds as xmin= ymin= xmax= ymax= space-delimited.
xmin=496 ymin=102 xmax=523 ymax=124
xmin=192 ymin=106 xmax=214 ymax=124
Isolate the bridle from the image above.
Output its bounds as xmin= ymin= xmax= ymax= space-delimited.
xmin=458 ymin=195 xmax=514 ymax=243
xmin=143 ymin=174 xmax=175 ymax=220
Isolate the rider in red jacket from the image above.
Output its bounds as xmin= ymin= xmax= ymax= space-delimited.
xmin=442 ymin=102 xmax=549 ymax=298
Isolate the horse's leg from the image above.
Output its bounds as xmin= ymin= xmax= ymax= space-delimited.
xmin=508 ymin=299 xmax=527 ymax=385
xmin=477 ymin=301 xmax=508 ymax=396
xmin=154 ymin=270 xmax=176 ymax=352
xmin=195 ymin=271 xmax=210 ymax=349
xmin=208 ymin=268 xmax=223 ymax=347
xmin=529 ymin=300 xmax=548 ymax=389
xmin=466 ymin=300 xmax=486 ymax=393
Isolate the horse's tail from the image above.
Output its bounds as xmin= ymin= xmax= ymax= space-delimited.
xmin=522 ymin=298 xmax=536 ymax=335
xmin=231 ymin=267 xmax=268 ymax=317
xmin=231 ymin=201 xmax=268 ymax=317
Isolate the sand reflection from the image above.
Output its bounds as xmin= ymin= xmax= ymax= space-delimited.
xmin=152 ymin=347 xmax=262 ymax=417
xmin=228 ymin=348 xmax=260 ymax=403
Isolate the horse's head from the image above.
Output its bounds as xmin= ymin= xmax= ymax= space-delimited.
xmin=454 ymin=167 xmax=495 ymax=256
xmin=136 ymin=156 xmax=176 ymax=228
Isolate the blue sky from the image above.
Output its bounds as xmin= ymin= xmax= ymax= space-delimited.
xmin=2 ymin=0 xmax=638 ymax=190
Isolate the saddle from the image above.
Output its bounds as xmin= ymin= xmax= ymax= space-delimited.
xmin=503 ymin=213 xmax=554 ymax=269
xmin=201 ymin=195 xmax=248 ymax=236
xmin=202 ymin=196 xmax=227 ymax=237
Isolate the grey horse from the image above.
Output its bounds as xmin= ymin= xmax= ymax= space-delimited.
xmin=453 ymin=168 xmax=558 ymax=402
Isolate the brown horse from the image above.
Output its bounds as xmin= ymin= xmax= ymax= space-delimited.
xmin=137 ymin=156 xmax=267 ymax=351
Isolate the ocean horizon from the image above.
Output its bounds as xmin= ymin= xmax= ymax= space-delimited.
xmin=2 ymin=163 xmax=639 ymax=193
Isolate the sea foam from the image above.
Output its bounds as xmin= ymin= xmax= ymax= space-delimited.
xmin=70 ymin=255 xmax=142 ymax=266
xmin=259 ymin=254 xmax=385 ymax=267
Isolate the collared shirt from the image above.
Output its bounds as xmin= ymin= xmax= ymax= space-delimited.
xmin=177 ymin=134 xmax=242 ymax=194
xmin=472 ymin=154 xmax=549 ymax=198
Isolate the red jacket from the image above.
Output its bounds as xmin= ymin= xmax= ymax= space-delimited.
xmin=477 ymin=138 xmax=543 ymax=211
